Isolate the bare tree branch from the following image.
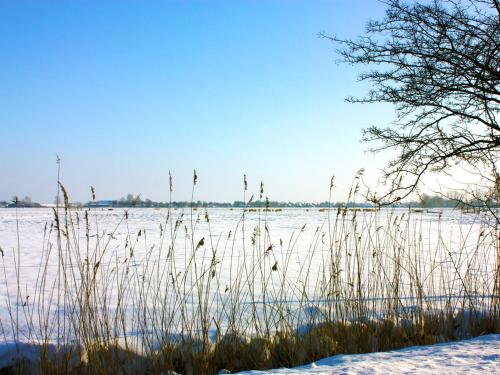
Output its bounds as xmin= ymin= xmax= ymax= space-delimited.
xmin=324 ymin=0 xmax=499 ymax=204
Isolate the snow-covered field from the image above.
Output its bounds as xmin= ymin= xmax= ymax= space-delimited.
xmin=0 ymin=208 xmax=497 ymax=337
xmin=0 ymin=207 xmax=497 ymax=373
xmin=239 ymin=334 xmax=500 ymax=374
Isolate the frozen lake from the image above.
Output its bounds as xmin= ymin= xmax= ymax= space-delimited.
xmin=0 ymin=207 xmax=497 ymax=345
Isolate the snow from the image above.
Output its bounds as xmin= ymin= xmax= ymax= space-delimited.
xmin=238 ymin=334 xmax=500 ymax=374
xmin=0 ymin=207 xmax=497 ymax=373
xmin=0 ymin=334 xmax=497 ymax=373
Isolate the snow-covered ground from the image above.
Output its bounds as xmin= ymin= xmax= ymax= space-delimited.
xmin=0 ymin=334 xmax=497 ymax=373
xmin=239 ymin=334 xmax=500 ymax=374
xmin=0 ymin=207 xmax=497 ymax=348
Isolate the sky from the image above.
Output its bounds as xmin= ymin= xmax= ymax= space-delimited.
xmin=0 ymin=0 xmax=400 ymax=203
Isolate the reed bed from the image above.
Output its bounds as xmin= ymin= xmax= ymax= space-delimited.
xmin=0 ymin=176 xmax=498 ymax=374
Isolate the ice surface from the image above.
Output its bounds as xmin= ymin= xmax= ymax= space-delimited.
xmin=0 ymin=207 xmax=496 ymax=342
xmin=0 ymin=208 xmax=498 ymax=373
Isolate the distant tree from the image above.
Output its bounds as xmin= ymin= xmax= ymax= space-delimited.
xmin=419 ymin=194 xmax=447 ymax=208
xmin=326 ymin=0 xmax=499 ymax=204
xmin=134 ymin=194 xmax=142 ymax=205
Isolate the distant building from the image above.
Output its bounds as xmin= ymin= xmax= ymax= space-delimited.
xmin=6 ymin=201 xmax=42 ymax=208
xmin=87 ymin=200 xmax=116 ymax=208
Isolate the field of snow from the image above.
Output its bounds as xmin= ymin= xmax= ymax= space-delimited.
xmin=0 ymin=207 xmax=498 ymax=373
xmin=0 ymin=207 xmax=497 ymax=342
xmin=239 ymin=334 xmax=500 ymax=374
xmin=0 ymin=209 xmax=500 ymax=374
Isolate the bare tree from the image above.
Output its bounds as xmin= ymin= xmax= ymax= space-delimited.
xmin=325 ymin=0 xmax=499 ymax=204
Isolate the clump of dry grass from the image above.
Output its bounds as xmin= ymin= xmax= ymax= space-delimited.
xmin=0 ymin=173 xmax=498 ymax=374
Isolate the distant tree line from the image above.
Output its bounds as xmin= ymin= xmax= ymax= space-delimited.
xmin=1 ymin=193 xmax=494 ymax=209
xmin=416 ymin=194 xmax=461 ymax=209
xmin=79 ymin=193 xmax=492 ymax=209
xmin=1 ymin=196 xmax=42 ymax=208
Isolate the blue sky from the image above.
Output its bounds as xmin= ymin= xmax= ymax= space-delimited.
xmin=0 ymin=1 xmax=397 ymax=203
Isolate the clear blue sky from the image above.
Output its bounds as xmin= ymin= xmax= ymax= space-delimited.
xmin=0 ymin=0 xmax=396 ymax=203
